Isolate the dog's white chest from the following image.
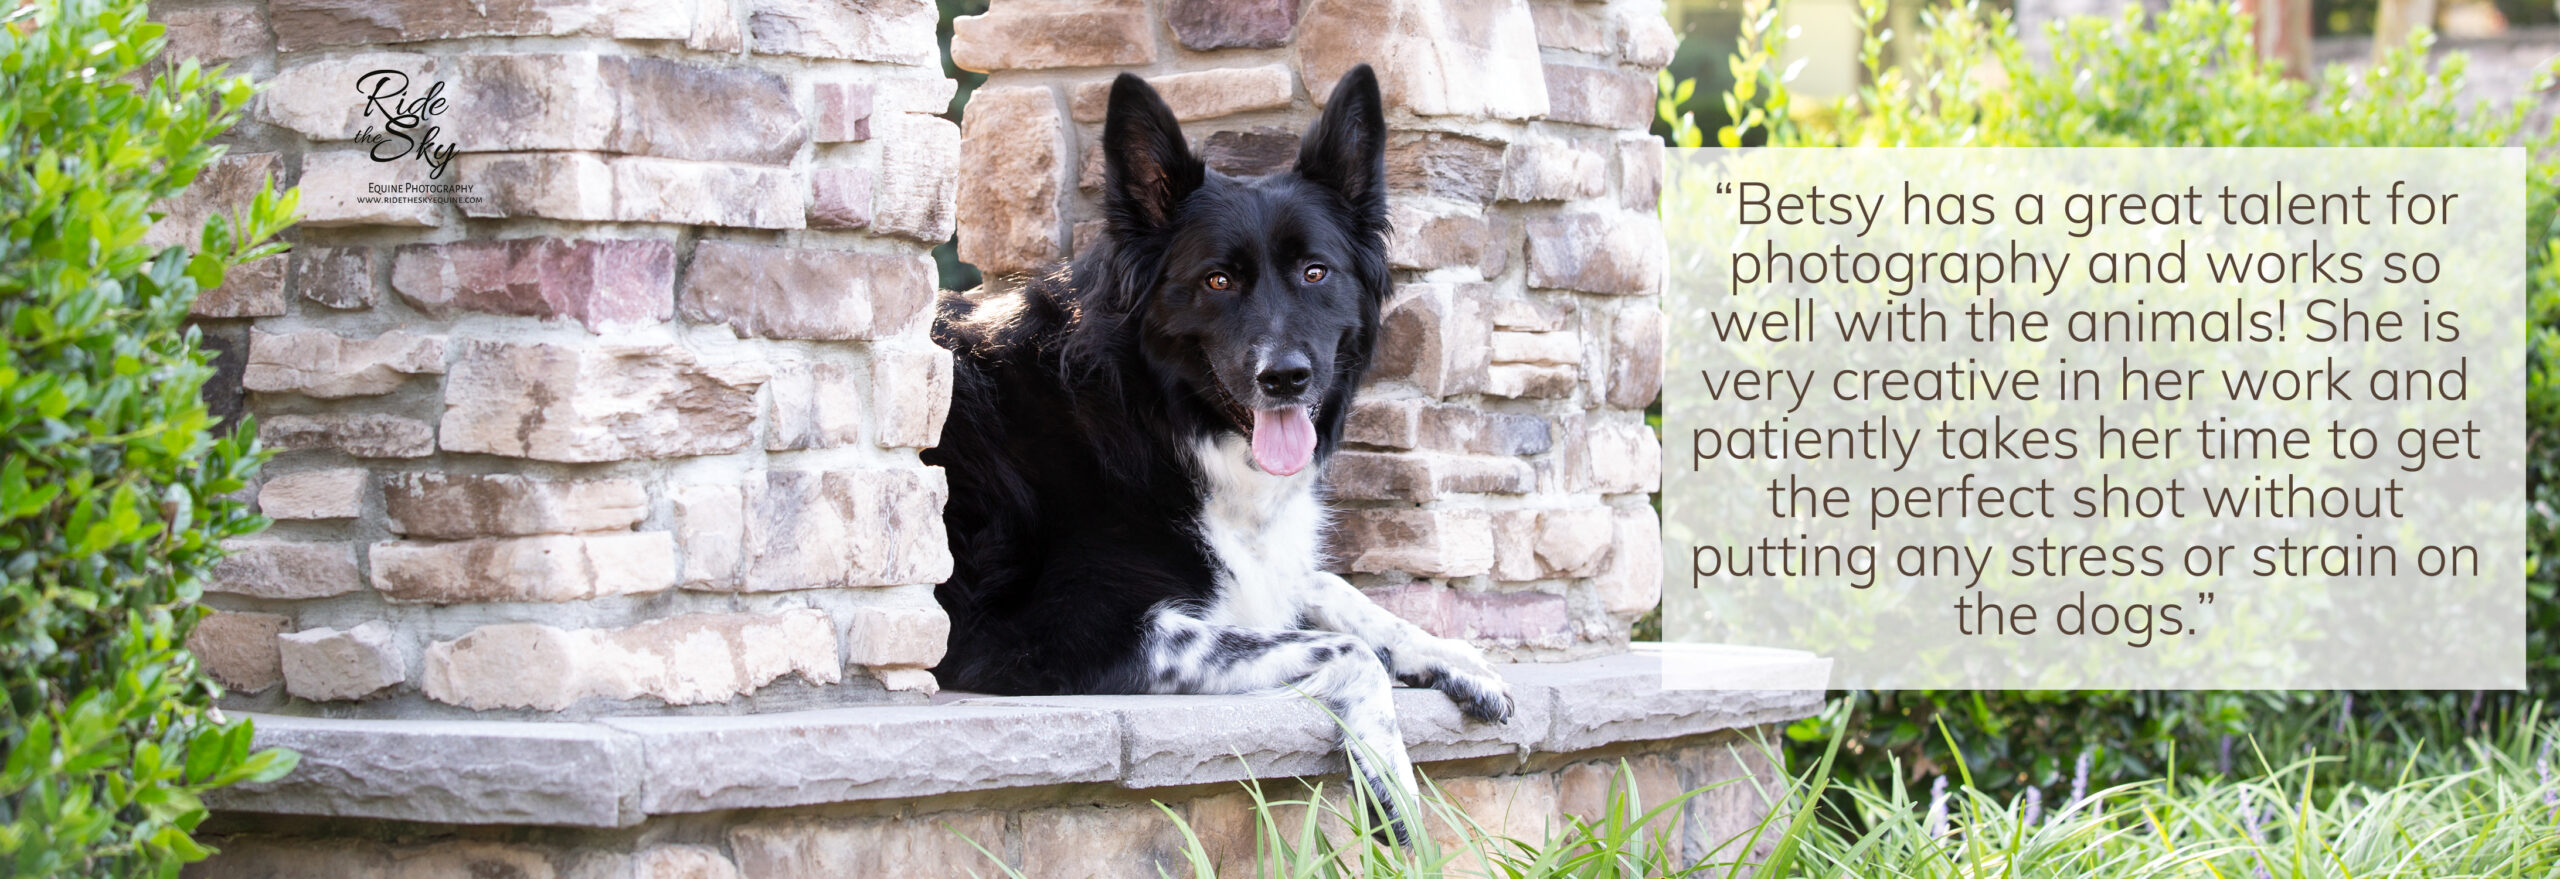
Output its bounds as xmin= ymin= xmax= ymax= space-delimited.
xmin=1190 ymin=436 xmax=1324 ymax=631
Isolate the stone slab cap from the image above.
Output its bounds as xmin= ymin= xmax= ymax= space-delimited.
xmin=209 ymin=651 xmax=1824 ymax=826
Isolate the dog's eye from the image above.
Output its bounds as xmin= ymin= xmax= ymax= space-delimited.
xmin=1204 ymin=272 xmax=1232 ymax=291
xmin=1302 ymin=265 xmax=1328 ymax=284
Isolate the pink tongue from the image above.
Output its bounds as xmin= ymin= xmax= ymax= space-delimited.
xmin=1251 ymin=407 xmax=1317 ymax=476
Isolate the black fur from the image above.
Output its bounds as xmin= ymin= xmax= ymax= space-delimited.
xmin=926 ymin=66 xmax=1393 ymax=698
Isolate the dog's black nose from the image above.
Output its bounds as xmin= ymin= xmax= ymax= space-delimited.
xmin=1257 ymin=355 xmax=1312 ymax=398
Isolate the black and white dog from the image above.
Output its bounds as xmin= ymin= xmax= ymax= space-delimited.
xmin=925 ymin=65 xmax=1513 ymax=836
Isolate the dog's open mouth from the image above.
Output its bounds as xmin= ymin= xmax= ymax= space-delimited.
xmin=1251 ymin=406 xmax=1316 ymax=476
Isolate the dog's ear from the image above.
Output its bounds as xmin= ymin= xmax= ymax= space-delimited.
xmin=1296 ymin=64 xmax=1388 ymax=234
xmin=1102 ymin=73 xmax=1204 ymax=237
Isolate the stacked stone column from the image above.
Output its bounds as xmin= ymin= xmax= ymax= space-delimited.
xmin=154 ymin=0 xmax=963 ymax=715
xmin=951 ymin=0 xmax=1673 ymax=657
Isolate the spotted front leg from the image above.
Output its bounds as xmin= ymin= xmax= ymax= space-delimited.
xmin=1300 ymin=572 xmax=1515 ymax=724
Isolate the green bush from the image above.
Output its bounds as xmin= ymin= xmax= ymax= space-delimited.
xmin=0 ymin=1 xmax=299 ymax=875
xmin=1681 ymin=0 xmax=2558 ymax=802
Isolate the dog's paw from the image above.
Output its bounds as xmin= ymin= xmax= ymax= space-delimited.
xmin=1394 ymin=637 xmax=1514 ymax=724
xmin=1436 ymin=669 xmax=1514 ymax=724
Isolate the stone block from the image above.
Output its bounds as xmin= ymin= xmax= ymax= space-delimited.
xmin=1068 ymin=65 xmax=1295 ymax=122
xmin=870 ymin=345 xmax=953 ymax=449
xmin=1491 ymin=296 xmax=1574 ymax=332
xmin=293 ymin=245 xmax=375 ymax=310
xmin=808 ymin=168 xmax=876 ymax=230
xmin=1542 ymin=62 xmax=1655 ymax=129
xmin=257 ymin=413 xmax=437 ymax=459
xmin=632 ymin=845 xmax=739 ymax=879
xmin=1429 ymin=774 xmax=1562 ymax=870
xmin=1343 ymin=397 xmax=1421 ymax=449
xmin=454 ymin=152 xmax=615 ymax=221
xmin=1386 ymin=199 xmax=1501 ymax=274
xmin=1607 ymin=305 xmax=1664 ymax=408
xmin=206 ymin=716 xmax=645 ymax=826
xmin=1371 ymin=281 xmax=1489 ymax=398
xmin=258 ymin=468 xmax=368 ymax=521
xmin=1329 ymin=508 xmax=1492 ymax=577
xmin=609 ymin=705 xmax=1118 ymax=812
xmin=278 ymin=621 xmax=407 ymax=702
xmin=1200 ymin=127 xmax=1300 ymax=177
xmin=1584 ymin=417 xmax=1661 ymax=494
xmin=1592 ymin=506 xmax=1661 ymax=615
xmin=370 ymin=533 xmax=677 ymax=604
xmin=150 ymin=152 xmax=282 ymax=249
xmin=269 ymin=0 xmax=701 ymax=50
xmin=297 ymin=150 xmax=444 ymax=227
xmin=1168 ymin=0 xmax=1300 ymax=49
xmin=458 ymin=153 xmax=803 ymax=229
xmin=842 ymin=585 xmax=949 ymax=667
xmin=191 ymin=256 xmax=288 ymax=319
xmin=1616 ymin=6 xmax=1679 ymax=69
xmin=257 ymin=54 xmax=439 ymax=141
xmin=421 ymin=609 xmax=840 ymax=710
xmin=1490 ymin=509 xmax=1543 ymax=581
xmin=1490 ymin=329 xmax=1580 ymax=366
xmin=1327 ymin=452 xmax=1529 ymax=501
xmin=1619 ymin=133 xmax=1664 ymax=211
xmin=707 ymin=469 xmax=951 ymax=591
xmin=1296 ymin=0 xmax=1547 ymax=119
xmin=1536 ymin=507 xmax=1615 ymax=578
xmin=1486 ymin=363 xmax=1578 ymax=399
xmin=1525 ymin=211 xmax=1663 ymax=295
xmin=680 ymin=242 xmax=934 ymax=341
xmin=1499 ymin=137 xmax=1609 ymax=202
xmin=156 ymin=6 xmax=269 ymax=65
xmin=382 ymin=473 xmax=649 ymax=539
xmin=766 ymin=361 xmax=864 ymax=452
xmin=950 ymin=0 xmax=1155 ymax=72
xmin=1529 ymin=1 xmax=1608 ymax=52
xmin=1385 ymin=131 xmax=1505 ymax=203
xmin=242 ymin=330 xmax=444 ymax=399
xmin=591 ymin=56 xmax=803 ymax=164
xmin=813 ymin=81 xmax=874 ymax=142
xmin=872 ymin=112 xmax=962 ymax=244
xmin=875 ymin=668 xmax=939 ymax=693
xmin=672 ymin=483 xmax=746 ymax=588
xmin=956 ymin=86 xmax=1065 ymax=278
xmin=391 ymin=237 xmax=676 ymax=331
xmin=748 ymin=0 xmax=939 ymax=64
xmin=439 ymin=340 xmax=766 ymax=463
xmin=1362 ymin=583 xmax=1572 ymax=647
xmin=1019 ymin=805 xmax=1187 ymax=879
xmin=187 ymin=611 xmax=291 ymax=694
xmin=729 ymin=812 xmax=1007 ymax=879
xmin=210 ymin=538 xmax=365 ymax=599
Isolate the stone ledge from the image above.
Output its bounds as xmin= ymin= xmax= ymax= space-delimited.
xmin=209 ymin=645 xmax=1827 ymax=828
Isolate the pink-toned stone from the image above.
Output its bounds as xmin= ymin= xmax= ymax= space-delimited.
xmin=243 ymin=330 xmax=445 ymax=398
xmin=256 ymin=54 xmax=440 ymax=141
xmin=1386 ymin=132 xmax=1506 ymax=203
xmin=1499 ymin=138 xmax=1609 ymax=202
xmin=1201 ymin=127 xmax=1301 ymax=177
xmin=370 ymin=534 xmax=677 ymax=604
xmin=766 ymin=361 xmax=864 ymax=451
xmin=297 ymin=150 xmax=446 ymax=227
xmin=1371 ymin=281 xmax=1490 ymax=398
xmin=1525 ymin=211 xmax=1663 ymax=295
xmin=1344 ymin=397 xmax=1422 ymax=449
xmin=148 ymin=152 xmax=281 ymax=250
xmin=1615 ymin=6 xmax=1678 ymax=69
xmin=672 ymin=483 xmax=745 ymax=588
xmin=956 ymin=86 xmax=1065 ymax=278
xmin=1362 ymin=583 xmax=1572 ymax=646
xmin=813 ymin=82 xmax=875 ymax=142
xmin=1607 ymin=306 xmax=1664 ymax=408
xmin=1542 ymin=62 xmax=1655 ymax=129
xmin=1168 ymin=0 xmax=1300 ymax=49
xmin=421 ymin=609 xmax=840 ymax=710
xmin=950 ymin=0 xmax=1156 ymax=72
xmin=294 ymin=246 xmax=375 ymax=310
xmin=748 ymin=0 xmax=939 ymax=64
xmin=1386 ymin=199 xmax=1503 ymax=275
xmin=258 ymin=468 xmax=369 ymax=520
xmin=809 ymin=168 xmax=876 ymax=230
xmin=211 ymin=538 xmax=366 ymax=599
xmin=1619 ymin=134 xmax=1664 ymax=212
xmin=1418 ymin=405 xmax=1552 ymax=456
xmin=191 ymin=257 xmax=288 ymax=319
xmin=457 ymin=153 xmax=803 ymax=229
xmin=391 ymin=237 xmax=676 ymax=331
xmin=871 ymin=112 xmax=961 ymax=243
xmin=681 ymin=242 xmax=934 ymax=341
xmin=269 ymin=0 xmax=697 ymax=51
xmin=1529 ymin=1 xmax=1607 ymax=52
xmin=1592 ymin=506 xmax=1661 ymax=615
xmin=257 ymin=413 xmax=437 ymax=458
xmin=871 ymin=345 xmax=953 ymax=449
xmin=1535 ymin=507 xmax=1615 ymax=577
xmin=186 ymin=611 xmax=291 ymax=694
xmin=730 ymin=469 xmax=952 ymax=591
xmin=381 ymin=473 xmax=649 ymax=539
xmin=1329 ymin=509 xmax=1493 ymax=577
xmin=1296 ymin=0 xmax=1547 ymax=119
xmin=1068 ymin=66 xmax=1296 ymax=123
xmin=438 ymin=340 xmax=766 ymax=463
xmin=1583 ymin=418 xmax=1661 ymax=495
xmin=156 ymin=6 xmax=271 ymax=65
xmin=1490 ymin=510 xmax=1543 ymax=581
xmin=1328 ymin=452 xmax=1530 ymax=501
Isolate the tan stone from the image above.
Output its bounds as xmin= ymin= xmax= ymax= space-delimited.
xmin=295 ymin=245 xmax=377 ymax=310
xmin=457 ymin=153 xmax=803 ymax=229
xmin=1418 ymin=405 xmax=1552 ymax=456
xmin=1491 ymin=296 xmax=1574 ymax=332
xmin=257 ymin=55 xmax=442 ymax=141
xmin=258 ymin=468 xmax=369 ymax=521
xmin=1371 ymin=281 xmax=1490 ymax=398
xmin=421 ymin=609 xmax=840 ymax=710
xmin=1296 ymin=0 xmax=1547 ymax=119
xmin=1489 ymin=329 xmax=1579 ymax=366
xmin=956 ymin=86 xmax=1065 ymax=278
xmin=370 ymin=533 xmax=677 ymax=604
xmin=872 ymin=112 xmax=961 ymax=244
xmin=278 ymin=621 xmax=407 ymax=702
xmin=842 ymin=585 xmax=949 ymax=667
xmin=1535 ymin=507 xmax=1615 ymax=578
xmin=950 ymin=0 xmax=1156 ymax=72
xmin=874 ymin=667 xmax=939 ymax=694
xmin=1584 ymin=418 xmax=1660 ymax=494
xmin=747 ymin=0 xmax=940 ymax=64
xmin=672 ymin=483 xmax=745 ymax=588
xmin=1068 ymin=66 xmax=1296 ymax=123
xmin=1428 ymin=774 xmax=1561 ymax=872
xmin=455 ymin=152 xmax=614 ymax=221
xmin=1386 ymin=131 xmax=1507 ymax=203
xmin=680 ymin=242 xmax=935 ymax=341
xmin=381 ymin=473 xmax=649 ymax=539
xmin=1607 ymin=305 xmax=1664 ymax=409
xmin=1485 ymin=362 xmax=1577 ymax=399
xmin=1490 ymin=509 xmax=1543 ymax=581
xmin=871 ymin=345 xmax=953 ymax=449
xmin=631 ymin=845 xmax=738 ymax=879
xmin=1542 ymin=62 xmax=1655 ymax=129
xmin=243 ymin=330 xmax=444 ymax=399
xmin=297 ymin=150 xmax=445 ymax=227
xmin=766 ymin=361 xmax=864 ymax=451
xmin=438 ymin=340 xmax=766 ymax=463
xmin=725 ymin=469 xmax=952 ymax=591
xmin=1330 ymin=508 xmax=1494 ymax=577
xmin=729 ymin=812 xmax=1008 ymax=878
xmin=257 ymin=413 xmax=437 ymax=459
xmin=211 ymin=539 xmax=366 ymax=599
xmin=186 ymin=611 xmax=291 ymax=694
xmin=1387 ymin=199 xmax=1501 ymax=274
xmin=1619 ymin=133 xmax=1664 ymax=212
xmin=1592 ymin=506 xmax=1661 ymax=615
xmin=1343 ymin=397 xmax=1422 ymax=449
xmin=1525 ymin=211 xmax=1663 ymax=295
xmin=1616 ymin=6 xmax=1679 ymax=69
xmin=148 ymin=153 xmax=280 ymax=249
xmin=156 ymin=6 xmax=270 ymax=65
xmin=269 ymin=0 xmax=699 ymax=50
xmin=191 ymin=256 xmax=288 ymax=319
xmin=1018 ymin=805 xmax=1186 ymax=879
xmin=1499 ymin=138 xmax=1609 ymax=202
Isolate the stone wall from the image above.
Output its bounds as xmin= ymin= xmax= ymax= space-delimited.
xmin=950 ymin=0 xmax=1676 ymax=659
xmin=153 ymin=0 xmax=963 ymax=716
